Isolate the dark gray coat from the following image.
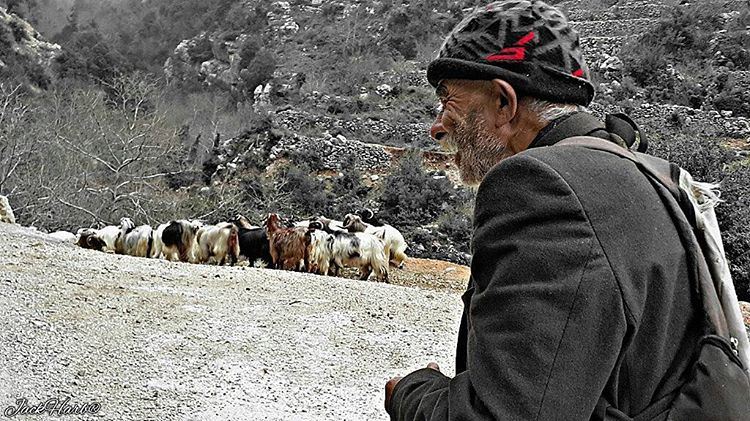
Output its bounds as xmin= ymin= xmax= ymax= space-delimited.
xmin=387 ymin=124 xmax=700 ymax=420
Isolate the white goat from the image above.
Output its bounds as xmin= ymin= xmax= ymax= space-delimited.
xmin=342 ymin=214 xmax=408 ymax=268
xmin=193 ymin=222 xmax=240 ymax=265
xmin=151 ymin=222 xmax=169 ymax=259
xmin=296 ymin=216 xmax=346 ymax=233
xmin=95 ymin=224 xmax=122 ymax=253
xmin=330 ymin=230 xmax=389 ymax=282
xmin=120 ymin=221 xmax=155 ymax=258
xmin=48 ymin=231 xmax=76 ymax=243
xmin=308 ymin=228 xmax=334 ymax=275
xmin=161 ymin=219 xmax=202 ymax=262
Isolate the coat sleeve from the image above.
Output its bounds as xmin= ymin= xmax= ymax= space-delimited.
xmin=387 ymin=153 xmax=628 ymax=421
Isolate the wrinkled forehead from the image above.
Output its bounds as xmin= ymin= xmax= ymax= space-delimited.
xmin=435 ymin=79 xmax=496 ymax=98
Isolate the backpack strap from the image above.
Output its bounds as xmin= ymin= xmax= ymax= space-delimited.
xmin=557 ymin=136 xmax=730 ymax=339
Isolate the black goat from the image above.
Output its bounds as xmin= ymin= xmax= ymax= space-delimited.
xmin=238 ymin=227 xmax=273 ymax=267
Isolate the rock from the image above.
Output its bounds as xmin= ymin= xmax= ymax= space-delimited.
xmin=0 ymin=9 xmax=61 ymax=88
xmin=599 ymin=56 xmax=623 ymax=72
xmin=0 ymin=195 xmax=16 ymax=224
xmin=721 ymin=110 xmax=734 ymax=117
xmin=375 ymin=84 xmax=394 ymax=97
xmin=48 ymin=231 xmax=76 ymax=243
xmin=253 ymin=84 xmax=272 ymax=111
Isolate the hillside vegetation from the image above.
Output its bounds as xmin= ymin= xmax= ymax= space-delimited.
xmin=0 ymin=0 xmax=749 ymax=298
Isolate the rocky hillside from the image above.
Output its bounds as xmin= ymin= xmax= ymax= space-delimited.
xmin=0 ymin=7 xmax=60 ymax=90
xmin=164 ymin=0 xmax=749 ymax=156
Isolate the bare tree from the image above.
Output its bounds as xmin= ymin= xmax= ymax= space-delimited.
xmin=1 ymin=75 xmax=192 ymax=229
xmin=0 ymin=84 xmax=35 ymax=195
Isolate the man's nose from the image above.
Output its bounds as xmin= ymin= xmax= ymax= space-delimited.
xmin=430 ymin=115 xmax=447 ymax=141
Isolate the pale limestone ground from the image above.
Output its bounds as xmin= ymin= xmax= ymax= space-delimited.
xmin=0 ymin=223 xmax=463 ymax=421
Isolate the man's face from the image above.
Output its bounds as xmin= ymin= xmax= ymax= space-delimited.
xmin=430 ymin=80 xmax=512 ymax=186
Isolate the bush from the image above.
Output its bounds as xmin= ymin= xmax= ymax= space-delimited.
xmin=187 ymin=36 xmax=214 ymax=64
xmin=437 ymin=205 xmax=473 ymax=253
xmin=621 ymin=1 xmax=749 ymax=110
xmin=378 ymin=151 xmax=461 ymax=228
xmin=286 ymin=148 xmax=324 ymax=172
xmin=239 ymin=48 xmax=277 ymax=95
xmin=331 ymin=155 xmax=369 ymax=216
xmin=648 ymin=133 xmax=749 ymax=300
xmin=716 ymin=163 xmax=750 ymax=301
xmin=713 ymin=81 xmax=750 ymax=118
xmin=647 ymin=133 xmax=734 ymax=183
xmin=2 ymin=83 xmax=184 ymax=230
xmin=277 ymin=163 xmax=334 ymax=218
xmin=54 ymin=29 xmax=131 ymax=83
xmin=719 ymin=31 xmax=750 ymax=69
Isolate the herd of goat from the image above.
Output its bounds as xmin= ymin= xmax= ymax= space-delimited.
xmin=52 ymin=209 xmax=408 ymax=283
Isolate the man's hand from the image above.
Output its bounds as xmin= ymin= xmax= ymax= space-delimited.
xmin=385 ymin=362 xmax=441 ymax=411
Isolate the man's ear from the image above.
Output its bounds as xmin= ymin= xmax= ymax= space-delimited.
xmin=490 ymin=79 xmax=518 ymax=127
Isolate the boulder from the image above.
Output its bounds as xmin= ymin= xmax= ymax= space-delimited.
xmin=0 ymin=195 xmax=16 ymax=224
xmin=599 ymin=55 xmax=624 ymax=72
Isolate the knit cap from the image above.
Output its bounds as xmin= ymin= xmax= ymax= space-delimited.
xmin=427 ymin=0 xmax=595 ymax=106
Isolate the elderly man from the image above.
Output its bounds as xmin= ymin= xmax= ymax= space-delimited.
xmin=385 ymin=1 xmax=701 ymax=420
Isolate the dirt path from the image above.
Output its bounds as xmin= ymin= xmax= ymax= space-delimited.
xmin=0 ymin=223 xmax=465 ymax=420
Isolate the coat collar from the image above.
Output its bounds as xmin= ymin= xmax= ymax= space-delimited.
xmin=528 ymin=112 xmax=608 ymax=149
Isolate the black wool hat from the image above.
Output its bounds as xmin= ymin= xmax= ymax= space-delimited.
xmin=427 ymin=0 xmax=595 ymax=106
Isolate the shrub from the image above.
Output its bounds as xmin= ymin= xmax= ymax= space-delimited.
xmin=0 ymin=23 xmax=14 ymax=53
xmin=719 ymin=31 xmax=750 ymax=69
xmin=621 ymin=1 xmax=749 ymax=110
xmin=8 ymin=18 xmax=26 ymax=43
xmin=378 ymin=151 xmax=460 ymax=228
xmin=713 ymin=81 xmax=750 ymax=118
xmin=437 ymin=205 xmax=473 ymax=253
xmin=648 ymin=132 xmax=749 ymax=300
xmin=187 ymin=36 xmax=214 ymax=64
xmin=238 ymin=36 xmax=262 ymax=69
xmin=2 ymin=84 xmax=183 ymax=230
xmin=239 ymin=48 xmax=277 ymax=95
xmin=715 ymin=163 xmax=750 ymax=301
xmin=331 ymin=155 xmax=369 ymax=216
xmin=286 ymin=148 xmax=324 ymax=172
xmin=648 ymin=132 xmax=733 ymax=183
xmin=277 ymin=163 xmax=334 ymax=218
xmin=54 ymin=29 xmax=131 ymax=83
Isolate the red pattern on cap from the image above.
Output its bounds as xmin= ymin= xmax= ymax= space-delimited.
xmin=486 ymin=31 xmax=535 ymax=62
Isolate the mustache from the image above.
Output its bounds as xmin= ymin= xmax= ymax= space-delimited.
xmin=438 ymin=135 xmax=459 ymax=153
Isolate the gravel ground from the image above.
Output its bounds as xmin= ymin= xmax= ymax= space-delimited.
xmin=0 ymin=223 xmax=463 ymax=420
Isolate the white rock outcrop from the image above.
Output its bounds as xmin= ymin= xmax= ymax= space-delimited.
xmin=0 ymin=195 xmax=16 ymax=224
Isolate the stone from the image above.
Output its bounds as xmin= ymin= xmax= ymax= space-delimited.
xmin=0 ymin=195 xmax=16 ymax=224
xmin=0 ymin=9 xmax=61 ymax=88
xmin=375 ymin=84 xmax=393 ymax=96
xmin=599 ymin=56 xmax=623 ymax=72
